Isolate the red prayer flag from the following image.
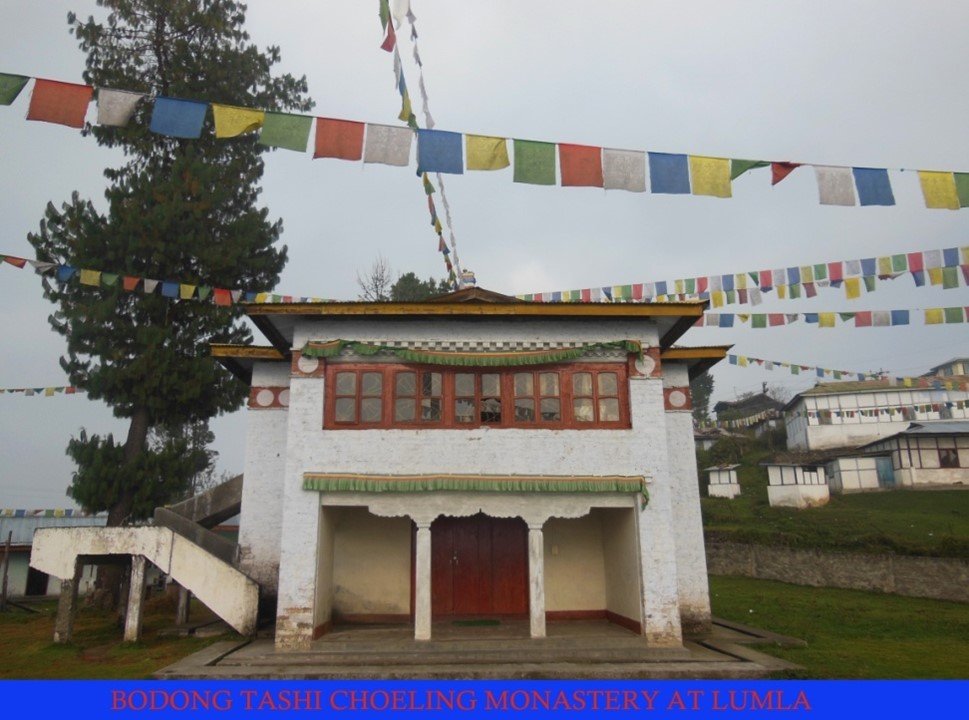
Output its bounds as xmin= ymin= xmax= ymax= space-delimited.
xmin=581 ymin=288 xmax=591 ymax=302
xmin=961 ymin=266 xmax=969 ymax=285
xmin=854 ymin=311 xmax=873 ymax=327
xmin=697 ymin=277 xmax=708 ymax=293
xmin=907 ymin=252 xmax=924 ymax=272
xmin=65 ymin=387 xmax=76 ymax=394
xmin=380 ymin=20 xmax=397 ymax=52
xmin=213 ymin=288 xmax=232 ymax=306
xmin=828 ymin=262 xmax=844 ymax=282
xmin=313 ymin=118 xmax=365 ymax=161
xmin=559 ymin=144 xmax=604 ymax=188
xmin=758 ymin=270 xmax=772 ymax=288
xmin=122 ymin=276 xmax=140 ymax=292
xmin=2 ymin=255 xmax=28 ymax=268
xmin=804 ymin=282 xmax=817 ymax=297
xmin=771 ymin=162 xmax=801 ymax=185
xmin=27 ymin=79 xmax=93 ymax=129
xmin=632 ymin=284 xmax=643 ymax=301
xmin=768 ymin=313 xmax=784 ymax=327
xmin=738 ymin=289 xmax=748 ymax=304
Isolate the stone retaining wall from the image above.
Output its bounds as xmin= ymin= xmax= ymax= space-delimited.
xmin=706 ymin=542 xmax=969 ymax=603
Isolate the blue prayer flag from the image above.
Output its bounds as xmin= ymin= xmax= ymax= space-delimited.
xmin=728 ymin=354 xmax=738 ymax=365
xmin=721 ymin=274 xmax=734 ymax=292
xmin=891 ymin=309 xmax=910 ymax=325
xmin=150 ymin=97 xmax=208 ymax=139
xmin=805 ymin=313 xmax=819 ymax=323
xmin=56 ymin=265 xmax=76 ymax=283
xmin=943 ymin=247 xmax=959 ymax=267
xmin=417 ymin=129 xmax=464 ymax=175
xmin=817 ymin=368 xmax=825 ymax=378
xmin=721 ymin=313 xmax=735 ymax=327
xmin=601 ymin=287 xmax=613 ymax=300
xmin=860 ymin=258 xmax=876 ymax=276
xmin=161 ymin=282 xmax=179 ymax=298
xmin=911 ymin=270 xmax=925 ymax=287
xmin=551 ymin=291 xmax=561 ymax=302
xmin=852 ymin=167 xmax=895 ymax=206
xmin=244 ymin=291 xmax=257 ymax=301
xmin=648 ymin=152 xmax=690 ymax=194
xmin=655 ymin=281 xmax=668 ymax=296
xmin=787 ymin=267 xmax=800 ymax=285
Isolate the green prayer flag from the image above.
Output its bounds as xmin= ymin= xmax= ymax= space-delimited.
xmin=0 ymin=73 xmax=29 ymax=105
xmin=619 ymin=284 xmax=632 ymax=300
xmin=513 ymin=139 xmax=556 ymax=185
xmin=725 ymin=289 xmax=736 ymax=304
xmin=863 ymin=275 xmax=876 ymax=292
xmin=752 ymin=314 xmax=767 ymax=328
xmin=684 ymin=278 xmax=695 ymax=294
xmin=379 ymin=0 xmax=390 ymax=29
xmin=944 ymin=306 xmax=964 ymax=323
xmin=789 ymin=283 xmax=801 ymax=299
xmin=423 ymin=173 xmax=435 ymax=195
xmin=954 ymin=173 xmax=969 ymax=208
xmin=259 ymin=112 xmax=312 ymax=153
xmin=749 ymin=272 xmax=759 ymax=284
xmin=730 ymin=159 xmax=769 ymax=181
xmin=942 ymin=266 xmax=959 ymax=289
xmin=100 ymin=272 xmax=119 ymax=287
xmin=813 ymin=263 xmax=827 ymax=280
xmin=197 ymin=286 xmax=212 ymax=300
xmin=891 ymin=254 xmax=907 ymax=272
xmin=839 ymin=313 xmax=855 ymax=322
xmin=791 ymin=365 xmax=800 ymax=375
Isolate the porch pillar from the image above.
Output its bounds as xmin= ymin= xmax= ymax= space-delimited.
xmin=176 ymin=585 xmax=191 ymax=626
xmin=123 ymin=555 xmax=147 ymax=643
xmin=53 ymin=560 xmax=82 ymax=643
xmin=414 ymin=521 xmax=432 ymax=641
xmin=527 ymin=523 xmax=546 ymax=639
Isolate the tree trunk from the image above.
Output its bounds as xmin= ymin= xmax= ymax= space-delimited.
xmin=95 ymin=407 xmax=151 ymax=610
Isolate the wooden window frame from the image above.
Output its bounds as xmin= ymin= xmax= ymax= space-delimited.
xmin=323 ymin=361 xmax=630 ymax=430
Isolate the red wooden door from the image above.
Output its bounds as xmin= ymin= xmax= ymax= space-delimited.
xmin=431 ymin=514 xmax=528 ymax=616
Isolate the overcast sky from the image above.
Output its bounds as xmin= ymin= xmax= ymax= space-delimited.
xmin=1 ymin=1 xmax=968 ymax=508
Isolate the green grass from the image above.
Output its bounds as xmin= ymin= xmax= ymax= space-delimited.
xmin=700 ymin=444 xmax=969 ymax=557
xmin=710 ymin=575 xmax=969 ymax=678
xmin=0 ymin=595 xmax=236 ymax=679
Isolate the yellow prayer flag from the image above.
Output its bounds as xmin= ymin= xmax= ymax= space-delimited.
xmin=800 ymin=265 xmax=814 ymax=283
xmin=433 ymin=217 xmax=443 ymax=234
xmin=688 ymin=156 xmax=732 ymax=198
xmin=925 ymin=308 xmax=944 ymax=324
xmin=79 ymin=269 xmax=101 ymax=286
xmin=903 ymin=377 xmax=913 ymax=387
xmin=179 ymin=284 xmax=196 ymax=300
xmin=918 ymin=171 xmax=960 ymax=210
xmin=777 ymin=284 xmax=787 ymax=299
xmin=254 ymin=292 xmax=270 ymax=303
xmin=712 ymin=291 xmax=725 ymax=308
xmin=737 ymin=314 xmax=750 ymax=323
xmin=212 ymin=104 xmax=265 ymax=138
xmin=844 ymin=277 xmax=861 ymax=299
xmin=674 ymin=279 xmax=684 ymax=294
xmin=819 ymin=313 xmax=836 ymax=328
xmin=738 ymin=356 xmax=748 ymax=367
xmin=465 ymin=134 xmax=510 ymax=171
xmin=44 ymin=387 xmax=55 ymax=396
xmin=735 ymin=273 xmax=747 ymax=290
xmin=928 ymin=267 xmax=944 ymax=286
xmin=877 ymin=257 xmax=892 ymax=275
xmin=961 ymin=246 xmax=969 ymax=265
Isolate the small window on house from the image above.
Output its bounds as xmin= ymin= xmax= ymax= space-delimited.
xmin=514 ymin=372 xmax=535 ymax=422
xmin=818 ymin=409 xmax=832 ymax=425
xmin=360 ymin=372 xmax=383 ymax=423
xmin=598 ymin=372 xmax=620 ymax=421
xmin=421 ymin=372 xmax=443 ymax=422
xmin=454 ymin=373 xmax=475 ymax=424
xmin=939 ymin=447 xmax=960 ymax=468
xmin=334 ymin=371 xmax=357 ymax=423
xmin=394 ymin=371 xmax=417 ymax=422
xmin=573 ymin=372 xmax=595 ymax=422
xmin=539 ymin=372 xmax=561 ymax=421
xmin=480 ymin=373 xmax=502 ymax=423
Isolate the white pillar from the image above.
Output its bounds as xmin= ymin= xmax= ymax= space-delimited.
xmin=528 ymin=524 xmax=546 ymax=639
xmin=414 ymin=522 xmax=432 ymax=641
xmin=123 ymin=556 xmax=147 ymax=643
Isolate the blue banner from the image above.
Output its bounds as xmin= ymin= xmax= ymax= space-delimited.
xmin=0 ymin=680 xmax=964 ymax=719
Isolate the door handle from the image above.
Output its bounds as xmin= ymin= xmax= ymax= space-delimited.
xmin=452 ymin=552 xmax=458 ymax=565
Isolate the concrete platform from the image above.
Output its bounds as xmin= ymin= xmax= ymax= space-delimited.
xmin=155 ymin=618 xmax=802 ymax=679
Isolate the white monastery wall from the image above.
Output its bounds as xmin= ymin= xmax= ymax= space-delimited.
xmin=827 ymin=457 xmax=880 ymax=493
xmin=238 ymin=361 xmax=290 ymax=593
xmin=662 ymin=363 xmax=711 ymax=631
xmin=543 ymin=516 xmax=606 ymax=612
xmin=597 ymin=508 xmax=643 ymax=624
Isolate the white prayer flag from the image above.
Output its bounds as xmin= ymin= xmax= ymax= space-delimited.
xmin=814 ymin=166 xmax=857 ymax=206
xmin=363 ymin=123 xmax=414 ymax=167
xmin=602 ymin=149 xmax=646 ymax=192
xmin=97 ymin=88 xmax=144 ymax=127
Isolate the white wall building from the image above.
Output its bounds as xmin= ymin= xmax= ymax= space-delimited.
xmin=784 ymin=379 xmax=969 ymax=452
xmin=859 ymin=422 xmax=969 ymax=488
xmin=764 ymin=463 xmax=830 ymax=509
xmin=213 ymin=288 xmax=728 ymax=650
xmin=705 ymin=465 xmax=741 ymax=498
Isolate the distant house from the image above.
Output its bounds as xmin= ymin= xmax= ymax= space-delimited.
xmin=713 ymin=392 xmax=783 ymax=436
xmin=0 ymin=510 xmax=104 ymax=597
xmin=705 ymin=465 xmax=741 ymax=498
xmin=924 ymin=358 xmax=969 ymax=378
xmin=783 ymin=378 xmax=969 ymax=451
xmin=762 ymin=463 xmax=830 ymax=509
xmin=859 ymin=422 xmax=969 ymax=488
xmin=825 ymin=455 xmax=896 ymax=493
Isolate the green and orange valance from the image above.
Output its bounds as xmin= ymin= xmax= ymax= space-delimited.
xmin=300 ymin=339 xmax=642 ymax=367
xmin=302 ymin=473 xmax=649 ymax=505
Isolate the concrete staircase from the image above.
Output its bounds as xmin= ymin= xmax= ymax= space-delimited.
xmin=30 ymin=475 xmax=259 ymax=640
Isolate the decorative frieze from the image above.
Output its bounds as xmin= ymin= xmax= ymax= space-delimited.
xmin=248 ymin=386 xmax=291 ymax=410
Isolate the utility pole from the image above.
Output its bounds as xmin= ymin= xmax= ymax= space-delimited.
xmin=0 ymin=531 xmax=12 ymax=612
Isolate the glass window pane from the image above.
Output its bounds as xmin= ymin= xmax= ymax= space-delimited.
xmin=335 ymin=372 xmax=356 ymax=395
xmin=455 ymin=398 xmax=475 ymax=423
xmin=421 ymin=397 xmax=442 ymax=421
xmin=597 ymin=372 xmax=618 ymax=396
xmin=361 ymin=398 xmax=382 ymax=422
xmin=573 ymin=372 xmax=593 ymax=396
xmin=514 ymin=398 xmax=535 ymax=422
xmin=599 ymin=397 xmax=620 ymax=421
xmin=422 ymin=372 xmax=442 ymax=397
xmin=481 ymin=396 xmax=502 ymax=423
xmin=396 ymin=372 xmax=416 ymax=396
xmin=455 ymin=373 xmax=475 ymax=396
xmin=514 ymin=373 xmax=533 ymax=396
xmin=334 ymin=397 xmax=356 ymax=422
xmin=394 ymin=398 xmax=415 ymax=422
xmin=573 ymin=398 xmax=594 ymax=422
xmin=481 ymin=373 xmax=500 ymax=396
xmin=361 ymin=372 xmax=383 ymax=397
xmin=540 ymin=398 xmax=561 ymax=421
xmin=539 ymin=372 xmax=559 ymax=396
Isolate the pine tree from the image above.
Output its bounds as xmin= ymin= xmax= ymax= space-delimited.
xmin=28 ymin=0 xmax=311 ymax=543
